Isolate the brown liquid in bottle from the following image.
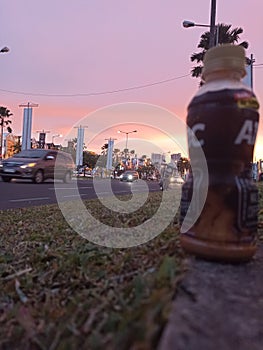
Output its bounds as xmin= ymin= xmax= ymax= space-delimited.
xmin=180 ymin=45 xmax=260 ymax=262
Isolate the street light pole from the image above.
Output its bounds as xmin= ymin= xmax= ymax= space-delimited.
xmin=52 ymin=134 xmax=62 ymax=145
xmin=118 ymin=130 xmax=137 ymax=170
xmin=183 ymin=0 xmax=217 ymax=48
xmin=183 ymin=21 xmax=219 ymax=46
xmin=0 ymin=47 xmax=10 ymax=158
xmin=117 ymin=130 xmax=137 ymax=159
xmin=183 ymin=20 xmax=210 ymax=28
xmin=209 ymin=0 xmax=217 ymax=48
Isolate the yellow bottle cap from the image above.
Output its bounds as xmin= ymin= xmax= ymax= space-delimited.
xmin=202 ymin=44 xmax=246 ymax=81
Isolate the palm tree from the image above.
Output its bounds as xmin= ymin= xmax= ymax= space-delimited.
xmin=101 ymin=143 xmax=108 ymax=155
xmin=191 ymin=23 xmax=249 ymax=80
xmin=177 ymin=157 xmax=191 ymax=177
xmin=83 ymin=150 xmax=99 ymax=169
xmin=113 ymin=148 xmax=120 ymax=164
xmin=0 ymin=106 xmax=13 ymax=158
xmin=13 ymin=136 xmax=22 ymax=154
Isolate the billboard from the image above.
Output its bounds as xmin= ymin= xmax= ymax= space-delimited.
xmin=38 ymin=132 xmax=46 ymax=148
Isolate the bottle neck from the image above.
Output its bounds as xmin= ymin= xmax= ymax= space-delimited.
xmin=204 ymin=70 xmax=243 ymax=83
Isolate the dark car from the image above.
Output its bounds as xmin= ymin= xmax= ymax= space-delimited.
xmin=119 ymin=170 xmax=139 ymax=182
xmin=0 ymin=149 xmax=74 ymax=184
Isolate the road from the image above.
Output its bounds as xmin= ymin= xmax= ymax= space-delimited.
xmin=0 ymin=178 xmax=161 ymax=210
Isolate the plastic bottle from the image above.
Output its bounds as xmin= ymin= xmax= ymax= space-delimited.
xmin=180 ymin=44 xmax=260 ymax=262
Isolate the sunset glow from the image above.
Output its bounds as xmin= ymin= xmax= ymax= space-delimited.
xmin=0 ymin=0 xmax=262 ymax=159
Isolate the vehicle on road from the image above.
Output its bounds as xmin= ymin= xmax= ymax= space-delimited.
xmin=159 ymin=175 xmax=184 ymax=191
xmin=147 ymin=173 xmax=159 ymax=181
xmin=119 ymin=170 xmax=139 ymax=182
xmin=159 ymin=162 xmax=184 ymax=190
xmin=0 ymin=149 xmax=74 ymax=184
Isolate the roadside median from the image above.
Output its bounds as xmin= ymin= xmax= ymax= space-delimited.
xmin=0 ymin=192 xmax=184 ymax=349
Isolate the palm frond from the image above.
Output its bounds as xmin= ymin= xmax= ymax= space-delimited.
xmin=198 ymin=32 xmax=210 ymax=50
xmin=190 ymin=51 xmax=205 ymax=63
xmin=239 ymin=41 xmax=249 ymax=49
xmin=191 ymin=23 xmax=249 ymax=81
xmin=230 ymin=27 xmax=243 ymax=37
xmin=191 ymin=65 xmax=203 ymax=78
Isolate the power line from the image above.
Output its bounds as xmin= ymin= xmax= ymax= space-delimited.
xmin=0 ymin=73 xmax=190 ymax=98
xmin=254 ymin=63 xmax=263 ymax=69
xmin=1 ymin=62 xmax=262 ymax=99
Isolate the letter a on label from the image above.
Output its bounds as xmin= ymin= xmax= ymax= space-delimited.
xmin=235 ymin=120 xmax=258 ymax=145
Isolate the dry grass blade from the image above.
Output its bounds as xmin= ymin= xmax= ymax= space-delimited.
xmin=2 ymin=267 xmax=32 ymax=281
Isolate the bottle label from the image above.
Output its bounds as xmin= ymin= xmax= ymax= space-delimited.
xmin=180 ymin=178 xmax=193 ymax=225
xmin=180 ymin=177 xmax=258 ymax=234
xmin=235 ymin=176 xmax=258 ymax=231
xmin=234 ymin=91 xmax=260 ymax=110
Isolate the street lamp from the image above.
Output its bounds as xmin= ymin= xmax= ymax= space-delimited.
xmin=118 ymin=130 xmax=137 ymax=168
xmin=52 ymin=134 xmax=63 ymax=144
xmin=183 ymin=20 xmax=210 ymax=28
xmin=117 ymin=130 xmax=137 ymax=154
xmin=183 ymin=0 xmax=217 ymax=47
xmin=0 ymin=46 xmax=9 ymax=53
xmin=183 ymin=20 xmax=219 ymax=46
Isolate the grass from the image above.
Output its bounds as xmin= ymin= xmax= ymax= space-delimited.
xmin=0 ymin=191 xmax=185 ymax=350
xmin=0 ymin=183 xmax=263 ymax=350
xmin=258 ymin=182 xmax=263 ymax=240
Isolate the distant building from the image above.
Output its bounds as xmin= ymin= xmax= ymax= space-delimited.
xmin=137 ymin=158 xmax=145 ymax=167
xmin=171 ymin=153 xmax=181 ymax=162
xmin=151 ymin=153 xmax=162 ymax=165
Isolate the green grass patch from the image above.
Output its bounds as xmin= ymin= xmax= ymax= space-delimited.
xmin=0 ymin=192 xmax=184 ymax=350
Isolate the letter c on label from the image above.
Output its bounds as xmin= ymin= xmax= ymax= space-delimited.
xmin=188 ymin=123 xmax=205 ymax=147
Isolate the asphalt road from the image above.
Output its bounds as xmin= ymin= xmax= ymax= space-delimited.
xmin=0 ymin=178 xmax=161 ymax=210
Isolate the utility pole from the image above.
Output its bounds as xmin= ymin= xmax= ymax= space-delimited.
xmin=249 ymin=53 xmax=255 ymax=90
xmin=209 ymin=0 xmax=217 ymax=48
xmin=242 ymin=53 xmax=255 ymax=91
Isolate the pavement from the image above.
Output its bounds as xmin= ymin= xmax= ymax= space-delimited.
xmin=158 ymin=243 xmax=263 ymax=350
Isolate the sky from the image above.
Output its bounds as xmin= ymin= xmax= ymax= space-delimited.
xmin=0 ymin=0 xmax=263 ymax=159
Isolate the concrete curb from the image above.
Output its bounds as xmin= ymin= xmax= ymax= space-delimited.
xmin=158 ymin=244 xmax=263 ymax=350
